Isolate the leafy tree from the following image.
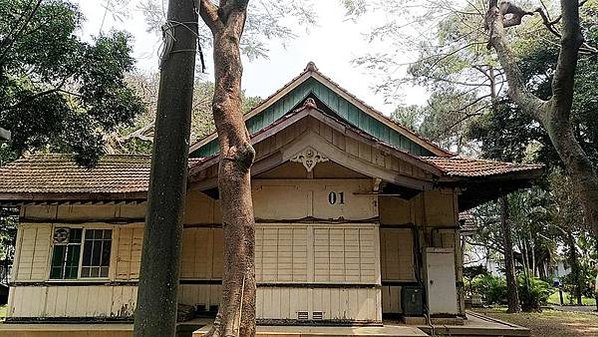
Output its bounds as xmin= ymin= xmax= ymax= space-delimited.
xmin=140 ymin=0 xmax=316 ymax=62
xmin=106 ymin=74 xmax=261 ymax=154
xmin=0 ymin=0 xmax=144 ymax=166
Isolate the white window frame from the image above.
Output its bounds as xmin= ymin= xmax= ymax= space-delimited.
xmin=49 ymin=226 xmax=113 ymax=281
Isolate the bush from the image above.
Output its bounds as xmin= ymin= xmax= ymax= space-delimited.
xmin=519 ymin=274 xmax=551 ymax=311
xmin=472 ymin=274 xmax=507 ymax=305
xmin=561 ymin=262 xmax=598 ymax=300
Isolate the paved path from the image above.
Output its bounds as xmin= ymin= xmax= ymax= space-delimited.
xmin=550 ymin=305 xmax=598 ymax=313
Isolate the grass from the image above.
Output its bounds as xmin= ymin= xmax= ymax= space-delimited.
xmin=547 ymin=290 xmax=596 ymax=306
xmin=475 ymin=307 xmax=598 ymax=337
xmin=0 ymin=305 xmax=5 ymax=320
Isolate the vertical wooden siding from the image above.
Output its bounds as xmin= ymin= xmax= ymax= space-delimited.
xmin=255 ymin=223 xmax=379 ymax=284
xmin=191 ymin=77 xmax=435 ymax=158
xmin=13 ymin=224 xmax=52 ymax=281
xmin=379 ymin=228 xmax=416 ymax=314
xmin=380 ymin=228 xmax=415 ymax=281
xmin=114 ymin=226 xmax=144 ymax=280
xmin=8 ymin=286 xmax=137 ymax=318
xmin=178 ymin=228 xmax=224 ymax=309
xmin=256 ymin=287 xmax=381 ymax=321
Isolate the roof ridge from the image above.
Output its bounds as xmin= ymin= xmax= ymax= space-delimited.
xmin=19 ymin=153 xmax=151 ymax=159
xmin=420 ymin=155 xmax=544 ymax=166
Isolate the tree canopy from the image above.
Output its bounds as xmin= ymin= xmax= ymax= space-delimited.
xmin=0 ymin=0 xmax=144 ymax=166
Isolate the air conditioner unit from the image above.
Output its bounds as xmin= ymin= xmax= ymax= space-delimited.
xmin=53 ymin=227 xmax=71 ymax=244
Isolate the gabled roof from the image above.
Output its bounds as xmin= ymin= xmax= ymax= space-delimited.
xmin=188 ymin=97 xmax=542 ymax=176
xmin=189 ymin=62 xmax=452 ymax=158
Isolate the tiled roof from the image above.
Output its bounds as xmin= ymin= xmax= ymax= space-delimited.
xmin=0 ymin=154 xmax=151 ymax=195
xmin=420 ymin=156 xmax=544 ymax=178
xmin=0 ymin=153 xmax=542 ymax=199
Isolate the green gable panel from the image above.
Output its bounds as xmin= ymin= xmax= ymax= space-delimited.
xmin=190 ymin=77 xmax=435 ymax=158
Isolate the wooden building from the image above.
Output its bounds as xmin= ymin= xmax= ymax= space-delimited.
xmin=0 ymin=63 xmax=542 ymax=327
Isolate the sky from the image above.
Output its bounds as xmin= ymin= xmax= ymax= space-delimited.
xmin=73 ymin=0 xmax=429 ymax=115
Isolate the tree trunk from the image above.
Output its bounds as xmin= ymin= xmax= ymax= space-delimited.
xmin=500 ymin=196 xmax=521 ymax=313
xmin=567 ymin=232 xmax=583 ymax=305
xmin=199 ymin=1 xmax=256 ymax=336
xmin=133 ymin=1 xmax=197 ymax=336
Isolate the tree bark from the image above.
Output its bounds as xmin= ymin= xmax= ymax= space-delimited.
xmin=199 ymin=1 xmax=256 ymax=336
xmin=486 ymin=0 xmax=598 ymax=242
xmin=500 ymin=196 xmax=521 ymax=313
xmin=133 ymin=1 xmax=197 ymax=336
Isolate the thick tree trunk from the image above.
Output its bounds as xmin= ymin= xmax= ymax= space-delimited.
xmin=199 ymin=1 xmax=256 ymax=336
xmin=500 ymin=196 xmax=521 ymax=313
xmin=133 ymin=1 xmax=197 ymax=336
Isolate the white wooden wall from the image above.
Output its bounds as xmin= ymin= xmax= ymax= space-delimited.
xmin=13 ymin=224 xmax=52 ymax=281
xmin=178 ymin=227 xmax=223 ymax=310
xmin=8 ymin=286 xmax=137 ymax=318
xmin=114 ymin=226 xmax=144 ymax=280
xmin=256 ymin=287 xmax=381 ymax=321
xmin=180 ymin=224 xmax=382 ymax=322
xmin=10 ymin=222 xmax=382 ymax=322
xmin=255 ymin=223 xmax=379 ymax=284
xmin=252 ymin=179 xmax=378 ymax=221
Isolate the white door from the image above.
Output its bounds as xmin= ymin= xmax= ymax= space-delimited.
xmin=425 ymin=248 xmax=458 ymax=315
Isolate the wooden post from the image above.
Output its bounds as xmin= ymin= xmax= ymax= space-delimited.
xmin=133 ymin=0 xmax=197 ymax=336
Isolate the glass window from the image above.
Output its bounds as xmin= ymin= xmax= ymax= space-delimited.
xmin=81 ymin=229 xmax=112 ymax=278
xmin=50 ymin=228 xmax=82 ymax=279
xmin=49 ymin=228 xmax=112 ymax=279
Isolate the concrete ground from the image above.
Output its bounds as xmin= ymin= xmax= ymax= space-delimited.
xmin=0 ymin=313 xmax=529 ymax=337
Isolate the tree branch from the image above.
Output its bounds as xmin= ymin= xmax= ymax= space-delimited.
xmin=219 ymin=0 xmax=249 ymax=22
xmin=550 ymin=0 xmax=584 ymax=117
xmin=485 ymin=0 xmax=546 ymax=120
xmin=198 ymin=0 xmax=222 ymax=32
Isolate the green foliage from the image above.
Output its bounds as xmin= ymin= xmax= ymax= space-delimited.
xmin=0 ymin=0 xmax=144 ymax=166
xmin=110 ymin=74 xmax=262 ymax=155
xmin=472 ymin=273 xmax=552 ymax=310
xmin=0 ymin=208 xmax=17 ymax=262
xmin=519 ymin=274 xmax=552 ymax=311
xmin=561 ymin=262 xmax=598 ymax=299
xmin=464 ymin=265 xmax=490 ymax=280
xmin=393 ymin=88 xmax=485 ymax=153
xmin=472 ymin=274 xmax=508 ymax=305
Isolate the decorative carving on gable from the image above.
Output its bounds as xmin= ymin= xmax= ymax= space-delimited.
xmin=290 ymin=147 xmax=329 ymax=172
